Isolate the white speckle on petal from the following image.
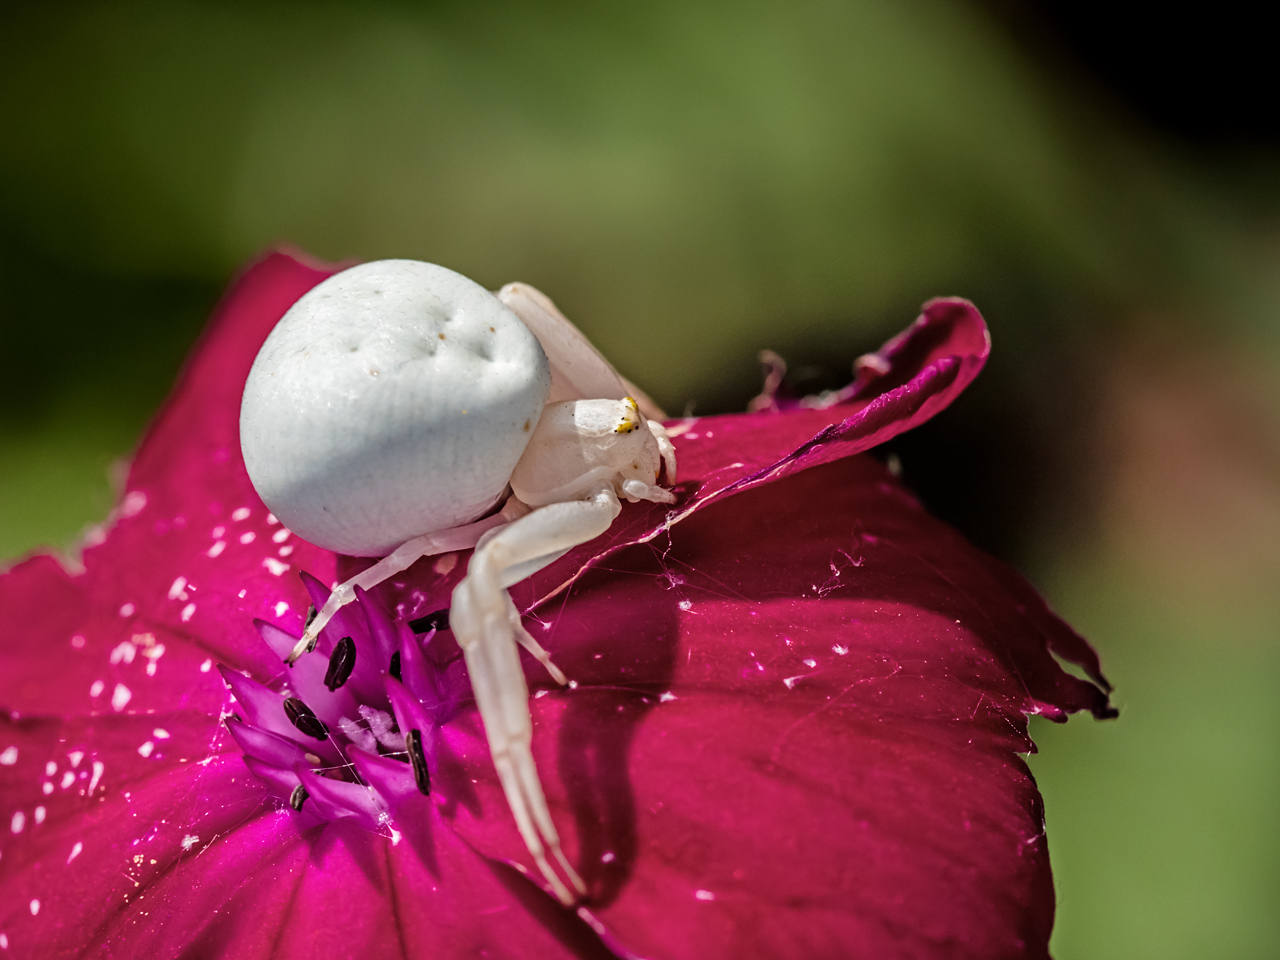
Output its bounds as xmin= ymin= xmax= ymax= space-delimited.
xmin=122 ymin=491 xmax=147 ymax=517
xmin=29 ymin=900 xmax=39 ymax=917
xmin=1 ymin=932 xmax=8 ymax=949
xmin=181 ymin=834 xmax=200 ymax=851
xmin=33 ymin=807 xmax=44 ymax=825
xmin=68 ymin=841 xmax=83 ymax=863
xmin=694 ymin=889 xmax=715 ymax=901
xmin=783 ymin=676 xmax=802 ymax=690
xmin=803 ymin=658 xmax=817 ymax=668
xmin=44 ymin=761 xmax=56 ymax=776
xmin=833 ymin=645 xmax=849 ymax=655
xmin=119 ymin=602 xmax=135 ymax=617
xmin=111 ymin=683 xmax=132 ymax=712
xmin=212 ymin=525 xmax=226 ymax=538
xmin=89 ymin=680 xmax=105 ymax=698
xmin=41 ymin=783 xmax=52 ymax=796
xmin=263 ymin=558 xmax=290 ymax=577
xmin=153 ymin=728 xmax=170 ymax=739
xmin=659 ymin=691 xmax=676 ymax=703
xmin=88 ymin=760 xmax=105 ymax=795
xmin=137 ymin=742 xmax=154 ymax=758
xmin=677 ymin=600 xmax=693 ymax=612
xmin=167 ymin=576 xmax=188 ymax=600
xmin=274 ymin=601 xmax=290 ymax=617
xmin=0 ymin=746 xmax=16 ymax=765
xmin=239 ymin=531 xmax=256 ymax=545
xmin=180 ymin=603 xmax=196 ymax=623
xmin=109 ymin=641 xmax=136 ymax=665
xmin=237 ymin=589 xmax=247 ymax=599
xmin=200 ymin=659 xmax=212 ymax=673
xmin=272 ymin=528 xmax=291 ymax=543
xmin=601 ymin=851 xmax=616 ymax=863
xmin=10 ymin=812 xmax=25 ymax=833
xmin=143 ymin=644 xmax=167 ymax=675
xmin=60 ymin=772 xmax=75 ymax=789
xmin=71 ymin=634 xmax=86 ymax=649
xmin=207 ymin=540 xmax=227 ymax=558
xmin=68 ymin=751 xmax=84 ymax=768
xmin=266 ymin=513 xmax=278 ymax=525
xmin=232 ymin=507 xmax=251 ymax=521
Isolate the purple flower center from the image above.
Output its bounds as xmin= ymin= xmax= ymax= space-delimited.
xmin=219 ymin=572 xmax=469 ymax=834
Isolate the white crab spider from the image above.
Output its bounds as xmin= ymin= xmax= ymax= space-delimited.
xmin=240 ymin=260 xmax=677 ymax=903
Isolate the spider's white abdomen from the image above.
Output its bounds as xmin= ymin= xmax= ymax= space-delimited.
xmin=241 ymin=260 xmax=550 ymax=556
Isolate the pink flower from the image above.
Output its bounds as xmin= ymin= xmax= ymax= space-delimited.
xmin=0 ymin=252 xmax=1112 ymax=959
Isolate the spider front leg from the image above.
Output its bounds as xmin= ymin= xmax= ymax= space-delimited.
xmin=450 ymin=484 xmax=622 ymax=904
xmin=285 ymin=500 xmax=529 ymax=664
xmin=648 ymin=420 xmax=678 ymax=485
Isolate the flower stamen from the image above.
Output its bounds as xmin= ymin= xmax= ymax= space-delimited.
xmin=324 ymin=636 xmax=357 ymax=691
xmin=283 ymin=697 xmax=329 ymax=740
xmin=226 ymin=577 xmax=468 ymax=834
xmin=406 ymin=729 xmax=431 ymax=795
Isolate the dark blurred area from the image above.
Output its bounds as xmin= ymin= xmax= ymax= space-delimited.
xmin=991 ymin=0 xmax=1279 ymax=146
xmin=1 ymin=2 xmax=1277 ymax=956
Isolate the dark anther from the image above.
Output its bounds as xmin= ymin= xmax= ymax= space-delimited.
xmin=289 ymin=784 xmax=309 ymax=812
xmin=388 ymin=651 xmax=402 ymax=681
xmin=283 ymin=697 xmax=329 ymax=740
xmin=406 ymin=729 xmax=431 ymax=795
xmin=305 ymin=605 xmax=318 ymax=630
xmin=408 ymin=608 xmax=449 ymax=634
xmin=324 ymin=637 xmax=356 ymax=691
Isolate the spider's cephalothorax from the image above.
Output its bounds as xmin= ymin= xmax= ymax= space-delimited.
xmin=240 ymin=260 xmax=677 ymax=903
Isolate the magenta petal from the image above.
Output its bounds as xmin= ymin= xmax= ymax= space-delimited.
xmin=296 ymin=767 xmax=386 ymax=831
xmin=438 ymin=457 xmax=1109 ymax=959
xmin=385 ymin=676 xmax=436 ymax=739
xmin=254 ymin=619 xmax=364 ymax=723
xmin=226 ymin=716 xmax=315 ymax=769
xmin=85 ymin=813 xmax=319 ymax=960
xmin=0 ymin=742 xmax=270 ymax=957
xmin=355 ymin=585 xmax=402 ymax=667
xmin=398 ymin=626 xmax=448 ymax=716
xmin=218 ymin=666 xmax=344 ymax=765
xmin=299 ymin=574 xmax=389 ymax=704
xmin=261 ymin=812 xmax=620 ymax=960
xmin=2 ymin=251 xmax=1110 ymax=958
xmin=348 ymin=746 xmax=418 ymax=806
xmin=242 ymin=754 xmax=304 ymax=801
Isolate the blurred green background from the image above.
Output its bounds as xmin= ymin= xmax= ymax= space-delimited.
xmin=2 ymin=2 xmax=1277 ymax=955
